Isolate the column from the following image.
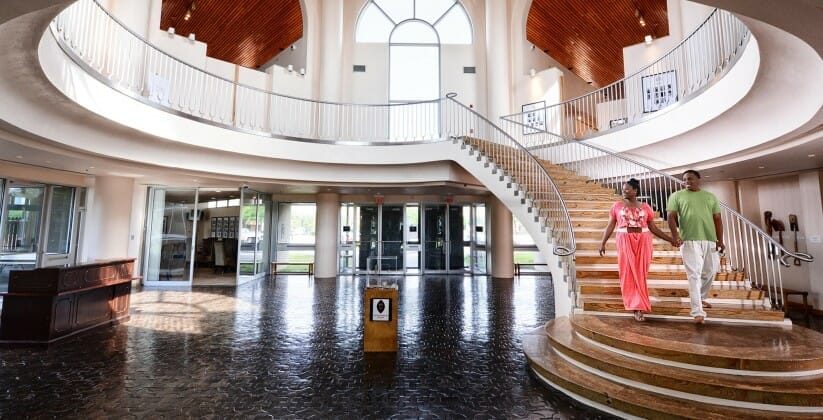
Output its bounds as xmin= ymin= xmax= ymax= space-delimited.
xmin=485 ymin=0 xmax=513 ymax=119
xmin=318 ymin=0 xmax=343 ymax=102
xmin=490 ymin=196 xmax=514 ymax=278
xmin=315 ymin=192 xmax=340 ymax=278
xmin=83 ymin=176 xmax=135 ymax=260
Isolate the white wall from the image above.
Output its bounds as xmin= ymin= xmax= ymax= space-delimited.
xmin=749 ymin=174 xmax=820 ymax=307
xmin=84 ymin=176 xmax=135 ymax=260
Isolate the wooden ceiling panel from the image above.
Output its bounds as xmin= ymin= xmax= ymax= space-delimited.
xmin=527 ymin=0 xmax=669 ymax=87
xmin=160 ymin=0 xmax=303 ymax=69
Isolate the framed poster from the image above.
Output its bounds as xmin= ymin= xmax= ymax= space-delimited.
xmin=370 ymin=298 xmax=392 ymax=322
xmin=521 ymin=101 xmax=547 ymax=135
xmin=642 ymin=70 xmax=678 ymax=113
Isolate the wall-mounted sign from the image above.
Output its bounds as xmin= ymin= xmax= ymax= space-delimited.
xmin=641 ymin=70 xmax=678 ymax=113
xmin=609 ymin=117 xmax=628 ymax=128
xmin=370 ymin=298 xmax=392 ymax=322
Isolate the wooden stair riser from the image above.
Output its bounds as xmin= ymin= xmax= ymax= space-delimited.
xmin=576 ymin=241 xmax=676 ymax=251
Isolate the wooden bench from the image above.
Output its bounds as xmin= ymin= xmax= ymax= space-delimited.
xmin=782 ymin=288 xmax=811 ymax=325
xmin=514 ymin=263 xmax=550 ymax=276
xmin=271 ymin=261 xmax=314 ymax=276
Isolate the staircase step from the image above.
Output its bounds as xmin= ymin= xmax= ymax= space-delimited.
xmin=577 ymin=270 xmax=686 ymax=280
xmin=523 ymin=326 xmax=814 ymax=419
xmin=578 ymin=283 xmax=763 ymax=299
xmin=570 ymin=314 xmax=823 ymax=370
xmin=576 ymin=255 xmax=727 ymax=265
xmin=564 ymin=200 xmax=616 ymax=208
xmin=576 ymin=241 xmax=677 ymax=251
xmin=544 ymin=317 xmax=823 ymax=407
xmin=581 ymin=298 xmax=784 ymax=321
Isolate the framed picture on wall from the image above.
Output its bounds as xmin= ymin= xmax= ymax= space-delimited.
xmin=641 ymin=70 xmax=678 ymax=113
xmin=521 ymin=101 xmax=547 ymax=135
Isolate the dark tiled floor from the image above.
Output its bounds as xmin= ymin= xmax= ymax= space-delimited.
xmin=0 ymin=275 xmax=610 ymax=418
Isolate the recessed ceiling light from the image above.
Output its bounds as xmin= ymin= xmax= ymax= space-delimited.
xmin=88 ymin=166 xmax=95 ymax=169
xmin=704 ymin=175 xmax=711 ymax=178
xmin=15 ymin=155 xmax=23 ymax=159
xmin=758 ymin=166 xmax=765 ymax=169
xmin=809 ymin=154 xmax=816 ymax=158
xmin=45 ymin=160 xmax=52 ymax=164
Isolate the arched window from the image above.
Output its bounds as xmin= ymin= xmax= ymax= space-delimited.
xmin=356 ymin=0 xmax=472 ymax=103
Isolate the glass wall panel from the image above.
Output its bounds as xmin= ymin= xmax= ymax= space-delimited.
xmin=45 ymin=186 xmax=75 ymax=254
xmin=275 ymin=203 xmax=316 ymax=272
xmin=144 ymin=188 xmax=196 ymax=283
xmin=0 ymin=185 xmax=44 ymax=289
xmin=405 ymin=204 xmax=420 ymax=274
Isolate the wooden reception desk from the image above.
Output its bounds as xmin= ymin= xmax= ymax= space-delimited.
xmin=0 ymin=258 xmax=136 ymax=344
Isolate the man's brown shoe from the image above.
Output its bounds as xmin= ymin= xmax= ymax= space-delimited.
xmin=695 ymin=315 xmax=705 ymax=324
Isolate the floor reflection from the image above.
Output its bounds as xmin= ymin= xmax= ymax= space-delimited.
xmin=0 ymin=275 xmax=609 ymax=418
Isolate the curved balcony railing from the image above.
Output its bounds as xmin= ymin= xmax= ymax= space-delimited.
xmin=501 ymin=8 xmax=750 ymax=143
xmin=498 ymin=116 xmax=814 ymax=312
xmin=51 ymin=0 xmax=442 ymax=143
xmin=49 ymin=0 xmax=578 ymax=264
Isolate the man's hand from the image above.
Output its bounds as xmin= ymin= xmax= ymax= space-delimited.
xmin=716 ymin=239 xmax=725 ymax=252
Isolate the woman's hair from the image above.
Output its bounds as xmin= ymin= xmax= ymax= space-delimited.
xmin=625 ymin=178 xmax=640 ymax=192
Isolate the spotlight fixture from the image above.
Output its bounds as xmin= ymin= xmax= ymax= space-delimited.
xmin=183 ymin=1 xmax=195 ymax=21
xmin=287 ymin=64 xmax=294 ymax=72
xmin=529 ymin=68 xmax=536 ymax=77
xmin=644 ymin=35 xmax=653 ymax=45
xmin=167 ymin=26 xmax=175 ymax=35
xmin=299 ymin=68 xmax=306 ymax=75
xmin=188 ymin=33 xmax=195 ymax=41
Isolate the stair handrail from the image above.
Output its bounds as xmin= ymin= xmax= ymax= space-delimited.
xmin=500 ymin=8 xmax=750 ymax=143
xmin=497 ymin=119 xmax=813 ymax=311
xmin=50 ymin=0 xmax=444 ymax=143
xmin=443 ymin=94 xmax=576 ymax=259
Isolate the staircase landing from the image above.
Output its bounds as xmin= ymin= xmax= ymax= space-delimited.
xmin=525 ymin=314 xmax=823 ymax=418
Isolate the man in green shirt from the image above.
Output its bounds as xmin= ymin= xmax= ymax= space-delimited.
xmin=667 ymin=170 xmax=724 ymax=324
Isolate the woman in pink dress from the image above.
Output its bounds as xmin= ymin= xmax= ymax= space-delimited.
xmin=599 ymin=179 xmax=675 ymax=321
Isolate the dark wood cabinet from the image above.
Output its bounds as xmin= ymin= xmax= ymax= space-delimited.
xmin=0 ymin=258 xmax=136 ymax=344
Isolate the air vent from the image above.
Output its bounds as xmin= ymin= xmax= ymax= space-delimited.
xmin=353 ymin=65 xmax=366 ymax=72
xmin=463 ymin=66 xmax=476 ymax=74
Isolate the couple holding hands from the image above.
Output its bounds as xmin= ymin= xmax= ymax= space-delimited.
xmin=599 ymin=170 xmax=724 ymax=323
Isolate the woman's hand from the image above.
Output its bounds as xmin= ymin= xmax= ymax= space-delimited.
xmin=599 ymin=244 xmax=606 ymax=256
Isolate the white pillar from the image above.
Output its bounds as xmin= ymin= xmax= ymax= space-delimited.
xmin=490 ymin=196 xmax=513 ymax=278
xmin=318 ymin=0 xmax=343 ymax=102
xmin=485 ymin=0 xmax=513 ymax=119
xmin=83 ymin=176 xmax=135 ymax=260
xmin=315 ymin=192 xmax=339 ymax=278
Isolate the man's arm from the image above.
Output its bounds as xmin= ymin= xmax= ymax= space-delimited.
xmin=713 ymin=213 xmax=724 ymax=251
xmin=667 ymin=211 xmax=682 ymax=247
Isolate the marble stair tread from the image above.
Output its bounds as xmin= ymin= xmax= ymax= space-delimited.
xmin=570 ymin=314 xmax=823 ymax=371
xmin=545 ymin=317 xmax=823 ymax=406
xmin=523 ymin=328 xmax=812 ymax=419
xmin=581 ymin=298 xmax=784 ymax=321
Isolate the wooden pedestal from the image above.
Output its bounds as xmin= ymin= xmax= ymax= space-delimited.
xmin=364 ymin=286 xmax=398 ymax=352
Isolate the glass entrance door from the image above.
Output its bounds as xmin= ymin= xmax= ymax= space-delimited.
xmin=423 ymin=204 xmax=464 ymax=273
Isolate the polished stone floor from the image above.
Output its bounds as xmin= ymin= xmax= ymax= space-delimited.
xmin=0 ymin=275 xmax=612 ymax=418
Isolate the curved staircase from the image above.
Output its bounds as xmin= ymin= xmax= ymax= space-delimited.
xmin=524 ymin=315 xmax=823 ymax=418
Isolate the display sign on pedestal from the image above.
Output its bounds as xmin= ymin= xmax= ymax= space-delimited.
xmin=364 ymin=285 xmax=398 ymax=352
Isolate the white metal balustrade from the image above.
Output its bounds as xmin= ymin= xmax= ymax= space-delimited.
xmin=501 ymin=9 xmax=751 ymax=143
xmin=51 ymin=0 xmax=443 ymax=143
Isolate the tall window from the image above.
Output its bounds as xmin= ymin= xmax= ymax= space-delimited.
xmin=356 ymin=0 xmax=472 ymax=104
